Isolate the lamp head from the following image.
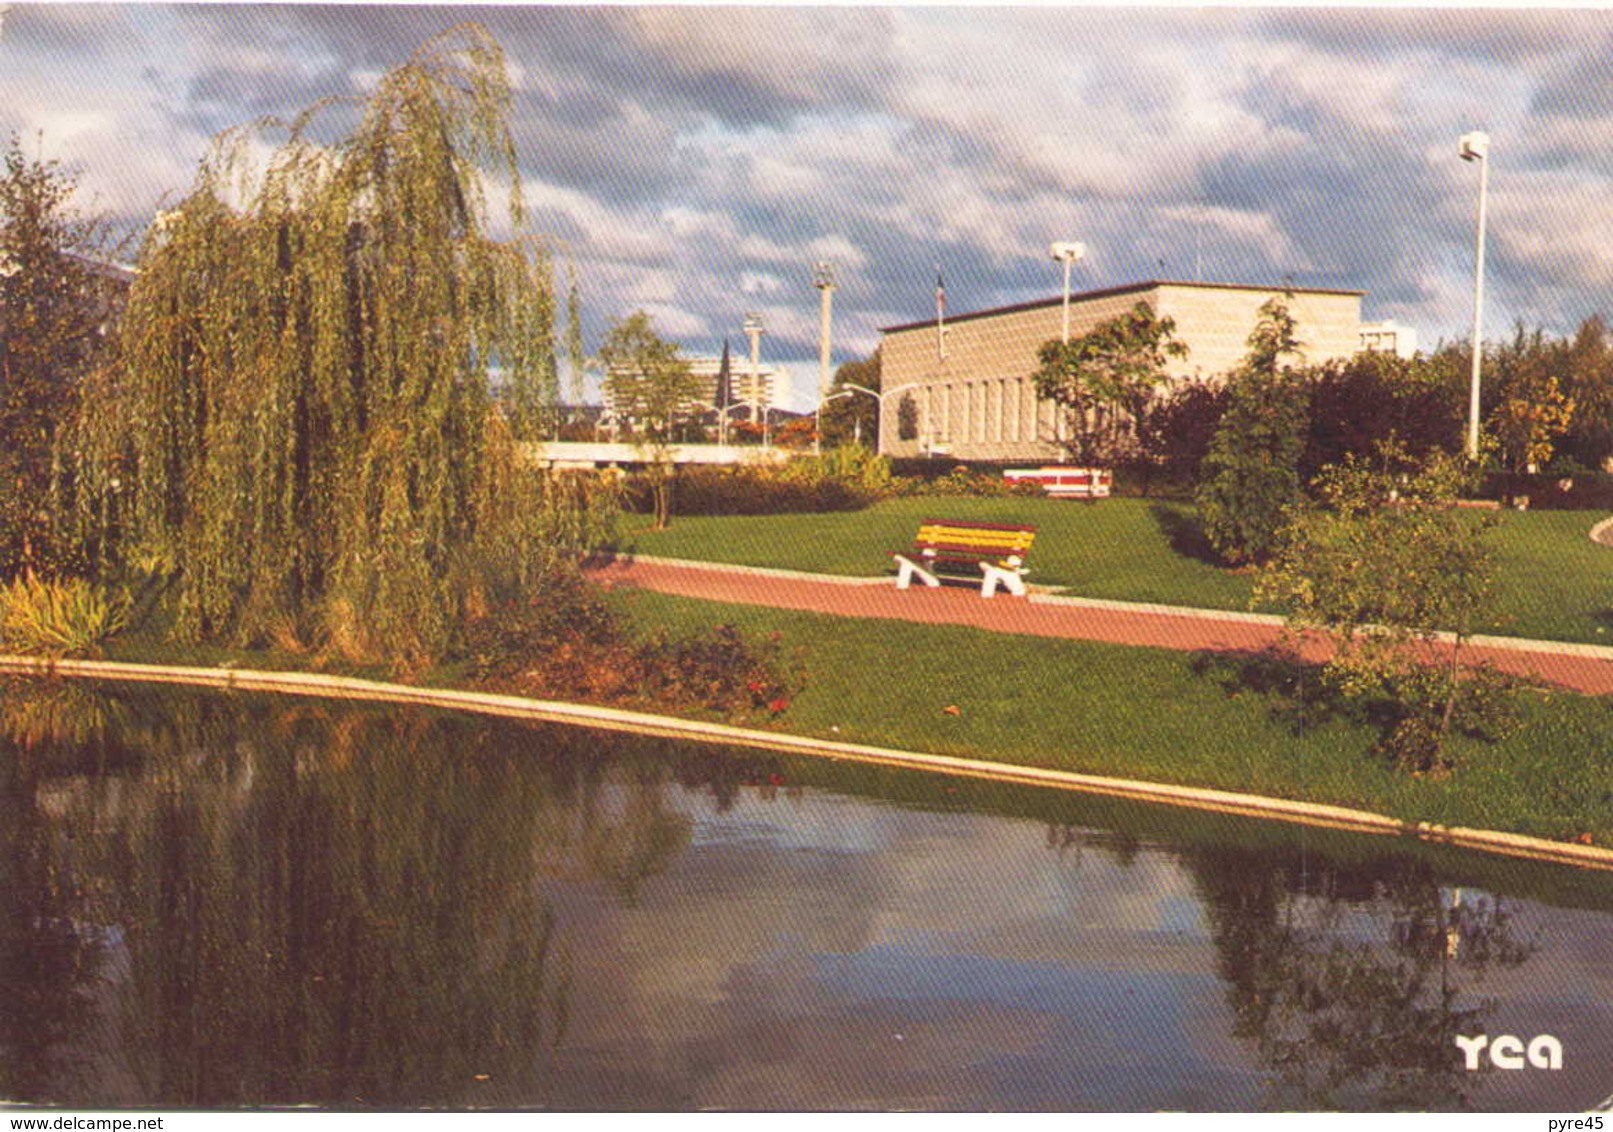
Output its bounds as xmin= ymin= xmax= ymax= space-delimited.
xmin=1459 ymin=131 xmax=1489 ymax=162
xmin=1049 ymin=241 xmax=1087 ymax=263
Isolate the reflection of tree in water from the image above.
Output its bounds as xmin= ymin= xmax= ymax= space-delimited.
xmin=0 ymin=683 xmax=731 ymax=1107
xmin=0 ymin=696 xmax=100 ymax=1103
xmin=574 ymin=761 xmax=693 ymax=905
xmin=1184 ymin=845 xmax=1537 ymax=1110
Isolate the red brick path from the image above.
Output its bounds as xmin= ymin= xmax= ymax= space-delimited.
xmin=588 ymin=557 xmax=1613 ymax=696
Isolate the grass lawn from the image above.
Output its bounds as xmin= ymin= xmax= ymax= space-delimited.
xmin=622 ymin=495 xmax=1613 ymax=644
xmin=605 ymin=587 xmax=1613 ymax=845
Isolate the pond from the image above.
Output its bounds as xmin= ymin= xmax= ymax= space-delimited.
xmin=2 ymin=678 xmax=1610 ymax=1111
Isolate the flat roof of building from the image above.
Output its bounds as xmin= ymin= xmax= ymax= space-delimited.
xmin=880 ymin=279 xmax=1367 ymax=334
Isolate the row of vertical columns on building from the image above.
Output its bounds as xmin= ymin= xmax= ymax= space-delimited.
xmin=918 ymin=375 xmax=1064 ymax=450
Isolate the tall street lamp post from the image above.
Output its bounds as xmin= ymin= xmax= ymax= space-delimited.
xmin=1460 ymin=131 xmax=1490 ymax=461
xmin=1050 ymin=241 xmax=1086 ymax=344
xmin=813 ymin=261 xmax=836 ymax=457
xmin=742 ymin=312 xmax=765 ymax=446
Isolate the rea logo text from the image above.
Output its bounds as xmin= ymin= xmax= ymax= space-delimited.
xmin=1454 ymin=1033 xmax=1562 ymax=1071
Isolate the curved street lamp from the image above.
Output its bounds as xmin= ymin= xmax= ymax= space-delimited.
xmin=1460 ymin=131 xmax=1490 ymax=461
xmin=830 ymin=381 xmax=921 ymax=451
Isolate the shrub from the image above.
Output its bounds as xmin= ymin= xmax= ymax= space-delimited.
xmin=462 ymin=573 xmax=802 ymax=722
xmin=814 ymin=444 xmax=894 ymax=494
xmin=0 ymin=572 xmax=129 ymax=657
xmin=622 ymin=463 xmax=874 ymax=516
xmin=891 ymin=466 xmax=1043 ymax=498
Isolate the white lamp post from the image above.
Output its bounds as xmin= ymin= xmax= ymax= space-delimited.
xmin=1460 ymin=131 xmax=1490 ymax=461
xmin=742 ymin=312 xmax=765 ymax=446
xmin=813 ymin=261 xmax=836 ymax=457
xmin=1050 ymin=241 xmax=1087 ymax=344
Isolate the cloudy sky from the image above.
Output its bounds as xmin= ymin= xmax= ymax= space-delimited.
xmin=5 ymin=4 xmax=1613 ymax=406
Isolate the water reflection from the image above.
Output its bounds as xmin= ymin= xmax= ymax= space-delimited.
xmin=1187 ymin=846 xmax=1536 ymax=1109
xmin=1 ymin=678 xmax=1609 ymax=1110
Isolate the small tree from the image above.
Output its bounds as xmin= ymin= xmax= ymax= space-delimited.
xmin=1490 ymin=376 xmax=1574 ymax=474
xmin=1032 ymin=301 xmax=1187 ymax=466
xmin=1559 ymin=315 xmax=1613 ymax=471
xmin=0 ymin=137 xmax=112 ymax=578
xmin=1197 ymin=298 xmax=1309 ymax=565
xmin=1257 ymin=446 xmax=1515 ymax=773
xmin=598 ymin=311 xmax=703 ymax=529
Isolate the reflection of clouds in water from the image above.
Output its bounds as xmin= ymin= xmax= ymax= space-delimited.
xmin=549 ymin=784 xmax=1260 ymax=1107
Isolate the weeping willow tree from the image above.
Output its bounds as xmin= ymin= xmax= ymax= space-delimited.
xmin=74 ymin=26 xmax=601 ymax=666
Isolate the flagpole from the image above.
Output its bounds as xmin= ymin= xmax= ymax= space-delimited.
xmin=935 ymin=266 xmax=946 ymax=361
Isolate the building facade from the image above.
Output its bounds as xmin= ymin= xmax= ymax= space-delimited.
xmin=601 ymin=354 xmax=780 ymax=422
xmin=1359 ymin=319 xmax=1418 ymax=358
xmin=877 ymin=280 xmax=1365 ymax=462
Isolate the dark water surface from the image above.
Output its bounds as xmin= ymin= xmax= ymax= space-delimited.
xmin=2 ymin=679 xmax=1609 ymax=1111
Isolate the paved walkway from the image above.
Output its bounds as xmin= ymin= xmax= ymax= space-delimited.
xmin=587 ymin=555 xmax=1613 ymax=696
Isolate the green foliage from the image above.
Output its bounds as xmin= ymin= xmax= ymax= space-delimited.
xmin=0 ymin=137 xmax=114 ymax=579
xmin=814 ymin=443 xmax=894 ymax=493
xmin=1301 ymin=350 xmax=1464 ymax=482
xmin=624 ymin=464 xmax=870 ymax=517
xmin=1257 ymin=447 xmax=1517 ymax=773
xmin=598 ymin=310 xmax=704 ymax=529
xmin=1558 ymin=315 xmax=1613 ymax=470
xmin=1033 ymin=301 xmax=1187 ymax=465
xmin=71 ymin=26 xmax=605 ymax=667
xmin=623 ymin=449 xmax=892 ymax=517
xmin=1197 ymin=298 xmax=1310 ymax=565
xmin=1137 ymin=380 xmax=1228 ymax=491
xmin=0 ymin=572 xmax=129 ymax=657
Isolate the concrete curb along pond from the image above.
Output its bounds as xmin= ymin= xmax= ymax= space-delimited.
xmin=4 ymin=654 xmax=1610 ymax=873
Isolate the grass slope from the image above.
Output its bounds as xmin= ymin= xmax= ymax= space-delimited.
xmin=606 ymin=586 xmax=1613 ymax=845
xmin=625 ymin=496 xmax=1613 ymax=643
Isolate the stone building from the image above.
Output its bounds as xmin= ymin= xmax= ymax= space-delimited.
xmin=876 ymin=280 xmax=1366 ymax=462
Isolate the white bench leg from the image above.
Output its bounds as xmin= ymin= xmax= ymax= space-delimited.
xmin=894 ymin=555 xmax=941 ymax=590
xmin=979 ymin=563 xmax=1027 ymax=598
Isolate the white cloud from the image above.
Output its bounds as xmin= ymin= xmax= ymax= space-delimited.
xmin=740 ymin=271 xmax=783 ymax=296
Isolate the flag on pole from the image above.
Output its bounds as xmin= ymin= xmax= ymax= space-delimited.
xmin=935 ymin=266 xmax=947 ymax=359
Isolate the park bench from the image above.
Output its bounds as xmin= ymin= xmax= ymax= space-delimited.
xmin=1003 ymin=466 xmax=1112 ymax=499
xmin=892 ymin=518 xmax=1036 ymax=598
